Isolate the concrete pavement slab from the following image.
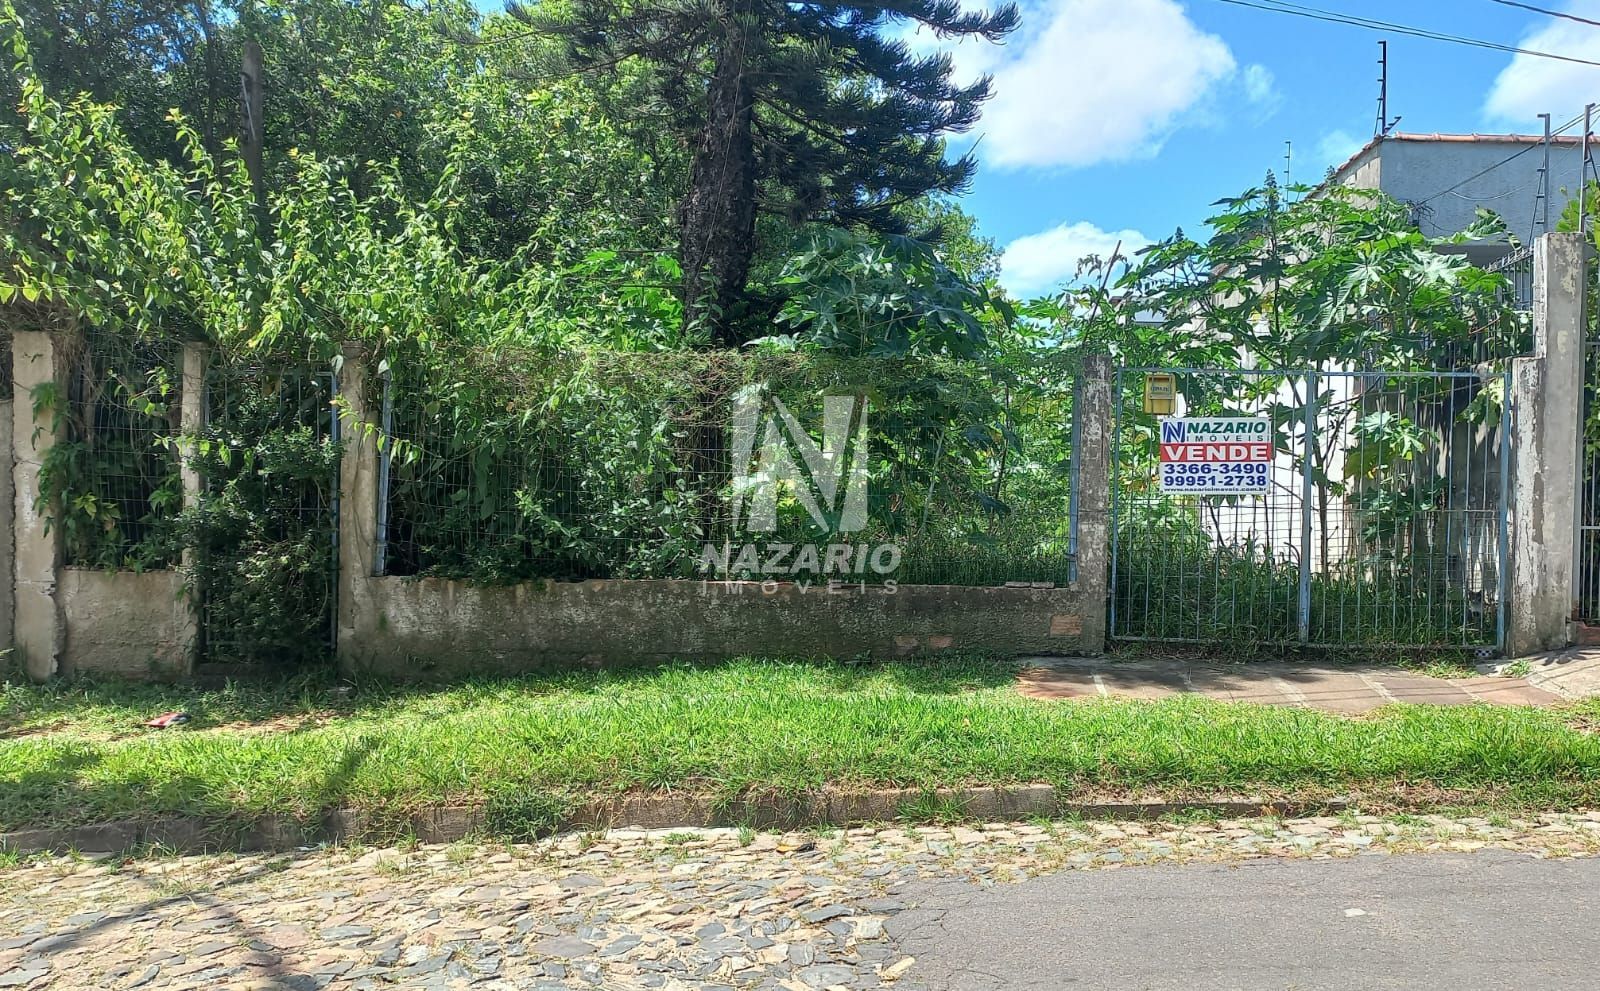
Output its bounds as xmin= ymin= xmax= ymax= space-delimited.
xmin=1016 ymin=658 xmax=1557 ymax=711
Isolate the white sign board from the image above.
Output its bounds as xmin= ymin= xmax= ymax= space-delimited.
xmin=1158 ymin=418 xmax=1272 ymax=494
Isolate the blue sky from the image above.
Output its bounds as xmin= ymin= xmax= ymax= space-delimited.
xmin=910 ymin=0 xmax=1600 ymax=296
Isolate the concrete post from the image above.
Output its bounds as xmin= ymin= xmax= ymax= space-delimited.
xmin=1075 ymin=354 xmax=1112 ymax=652
xmin=11 ymin=330 xmax=71 ymax=680
xmin=1506 ymin=232 xmax=1586 ymax=656
xmin=336 ymin=344 xmax=380 ymax=672
xmin=174 ymin=342 xmax=208 ymax=675
xmin=0 ymin=387 xmax=13 ymax=660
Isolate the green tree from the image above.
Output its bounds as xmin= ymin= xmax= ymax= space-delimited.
xmin=517 ymin=0 xmax=1018 ymax=343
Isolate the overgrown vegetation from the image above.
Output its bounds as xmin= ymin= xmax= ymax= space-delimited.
xmin=1049 ymin=181 xmax=1524 ymax=648
xmin=0 ymin=0 xmax=1532 ymax=665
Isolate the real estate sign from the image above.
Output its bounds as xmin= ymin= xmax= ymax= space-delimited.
xmin=1158 ymin=417 xmax=1272 ymax=495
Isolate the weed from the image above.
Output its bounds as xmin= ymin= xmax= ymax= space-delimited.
xmin=899 ymin=790 xmax=967 ymax=825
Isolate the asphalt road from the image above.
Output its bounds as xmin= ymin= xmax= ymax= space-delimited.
xmin=889 ymin=850 xmax=1600 ymax=990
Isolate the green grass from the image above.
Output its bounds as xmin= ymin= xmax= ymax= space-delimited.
xmin=3 ymin=656 xmax=1600 ymax=835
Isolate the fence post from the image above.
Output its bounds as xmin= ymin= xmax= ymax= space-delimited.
xmin=1298 ymin=371 xmax=1318 ymax=644
xmin=176 ymin=342 xmax=207 ymax=674
xmin=1505 ymin=231 xmax=1586 ymax=656
xmin=335 ymin=343 xmax=380 ymax=673
xmin=11 ymin=329 xmax=72 ymax=680
xmin=0 ymin=346 xmax=13 ymax=659
xmin=1077 ymin=354 xmax=1113 ymax=653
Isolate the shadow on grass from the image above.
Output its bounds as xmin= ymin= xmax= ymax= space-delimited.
xmin=0 ymin=654 xmax=1021 ymax=740
xmin=0 ymin=732 xmax=380 ymax=834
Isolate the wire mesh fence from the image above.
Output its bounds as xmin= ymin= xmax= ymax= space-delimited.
xmin=379 ymin=348 xmax=1082 ymax=587
xmin=191 ymin=360 xmax=340 ymax=666
xmin=1457 ymin=245 xmax=1536 ymax=366
xmin=58 ymin=331 xmax=184 ymax=569
xmin=1112 ymin=367 xmax=1508 ymax=651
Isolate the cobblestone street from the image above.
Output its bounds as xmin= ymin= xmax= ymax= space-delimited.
xmin=3 ymin=812 xmax=1600 ymax=990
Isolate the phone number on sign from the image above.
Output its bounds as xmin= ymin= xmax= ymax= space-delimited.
xmin=1159 ymin=462 xmax=1269 ymax=491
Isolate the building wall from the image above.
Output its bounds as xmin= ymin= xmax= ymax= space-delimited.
xmin=1364 ymin=139 xmax=1583 ymax=241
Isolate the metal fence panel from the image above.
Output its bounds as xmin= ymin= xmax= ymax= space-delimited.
xmin=1577 ymin=337 xmax=1600 ymax=623
xmin=193 ymin=361 xmax=340 ymax=665
xmin=376 ymin=351 xmax=1083 ymax=588
xmin=1111 ymin=366 xmax=1510 ymax=652
xmin=61 ymin=331 xmax=183 ymax=569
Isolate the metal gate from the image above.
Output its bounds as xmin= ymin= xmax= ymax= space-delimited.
xmin=1110 ymin=366 xmax=1511 ymax=652
xmin=1578 ymin=335 xmax=1600 ymax=623
xmin=193 ymin=361 xmax=341 ymax=666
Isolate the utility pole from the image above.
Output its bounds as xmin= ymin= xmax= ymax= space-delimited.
xmin=1284 ymin=140 xmax=1292 ymax=187
xmin=241 ymin=40 xmax=265 ymax=211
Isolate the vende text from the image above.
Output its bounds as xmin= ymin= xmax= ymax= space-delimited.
xmin=1160 ymin=443 xmax=1273 ymax=463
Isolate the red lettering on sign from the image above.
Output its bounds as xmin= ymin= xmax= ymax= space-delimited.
xmin=1159 ymin=443 xmax=1272 ymax=463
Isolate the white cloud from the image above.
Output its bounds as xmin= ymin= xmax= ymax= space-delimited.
xmin=1242 ymin=64 xmax=1281 ymax=116
xmin=958 ymin=0 xmax=1238 ymax=169
xmin=1315 ymin=129 xmax=1365 ymax=170
xmin=999 ymin=221 xmax=1152 ymax=297
xmin=1485 ymin=1 xmax=1600 ymax=123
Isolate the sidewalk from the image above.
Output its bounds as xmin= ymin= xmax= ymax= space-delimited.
xmin=1016 ymin=657 xmax=1564 ymax=711
xmin=1522 ymin=645 xmax=1600 ymax=700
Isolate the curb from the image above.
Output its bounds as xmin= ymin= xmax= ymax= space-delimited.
xmin=0 ymin=786 xmax=1351 ymax=856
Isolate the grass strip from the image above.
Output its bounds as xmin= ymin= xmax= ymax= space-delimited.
xmin=4 ymin=657 xmax=1600 ymax=832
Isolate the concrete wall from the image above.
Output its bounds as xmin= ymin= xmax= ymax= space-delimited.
xmin=58 ymin=567 xmax=190 ymax=678
xmin=1338 ymin=136 xmax=1583 ymax=240
xmin=8 ymin=331 xmax=197 ymax=681
xmin=341 ymin=578 xmax=1102 ymax=678
xmin=0 ymin=398 xmax=14 ymax=658
xmin=335 ymin=352 xmax=1113 ymax=678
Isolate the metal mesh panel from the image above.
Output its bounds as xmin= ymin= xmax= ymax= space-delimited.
xmin=1577 ymin=339 xmax=1600 ymax=623
xmin=192 ymin=361 xmax=339 ymax=666
xmin=60 ymin=331 xmax=183 ymax=569
xmin=1112 ymin=367 xmax=1508 ymax=651
xmin=380 ymin=350 xmax=1080 ymax=588
xmin=1462 ymin=246 xmax=1536 ymax=365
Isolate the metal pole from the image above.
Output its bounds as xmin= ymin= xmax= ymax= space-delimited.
xmin=1375 ymin=40 xmax=1387 ymax=137
xmin=1539 ymin=113 xmax=1552 ymax=238
xmin=328 ymin=366 xmax=341 ymax=651
xmin=1582 ymin=105 xmax=1593 ymax=235
xmin=374 ymin=368 xmax=393 ymax=577
xmin=1108 ymin=366 xmax=1123 ymax=639
xmin=1298 ymin=371 xmax=1318 ymax=644
xmin=1068 ymin=373 xmax=1083 ymax=584
xmin=1497 ymin=368 xmax=1513 ymax=655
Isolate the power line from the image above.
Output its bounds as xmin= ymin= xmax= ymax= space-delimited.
xmin=1416 ymin=105 xmax=1590 ymax=204
xmin=1485 ymin=0 xmax=1600 ymax=29
xmin=1212 ymin=0 xmax=1600 ymax=68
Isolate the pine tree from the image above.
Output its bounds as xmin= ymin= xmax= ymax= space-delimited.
xmin=512 ymin=0 xmax=1018 ymax=343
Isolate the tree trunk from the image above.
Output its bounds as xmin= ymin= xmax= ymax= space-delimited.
xmin=679 ymin=2 xmax=758 ymax=345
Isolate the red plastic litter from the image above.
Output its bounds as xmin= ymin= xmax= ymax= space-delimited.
xmin=145 ymin=711 xmax=192 ymax=728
